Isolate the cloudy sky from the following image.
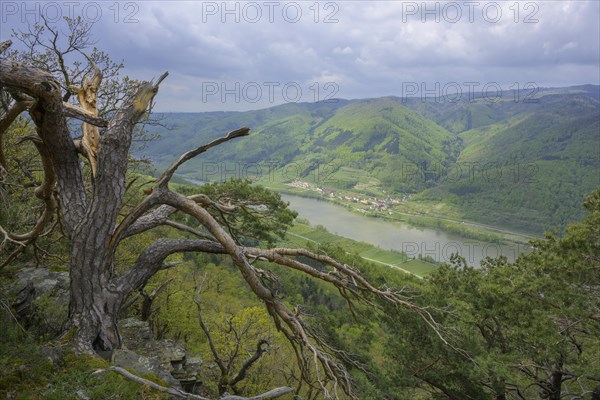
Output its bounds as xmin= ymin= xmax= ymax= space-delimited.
xmin=1 ymin=1 xmax=599 ymax=111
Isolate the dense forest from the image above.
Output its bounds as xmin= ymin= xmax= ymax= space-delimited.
xmin=1 ymin=18 xmax=599 ymax=400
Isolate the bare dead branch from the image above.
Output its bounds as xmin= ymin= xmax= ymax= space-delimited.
xmin=63 ymin=102 xmax=108 ymax=127
xmin=119 ymin=203 xmax=214 ymax=242
xmin=0 ymin=99 xmax=31 ymax=170
xmin=154 ymin=71 xmax=169 ymax=87
xmin=0 ymin=50 xmax=87 ymax=237
xmin=115 ymin=239 xmax=225 ymax=295
xmin=110 ymin=128 xmax=246 ymax=252
xmin=0 ymin=295 xmax=27 ymax=336
xmin=155 ymin=127 xmax=250 ymax=189
xmin=0 ymin=225 xmax=27 ymax=249
xmin=195 ymin=274 xmax=227 ymax=375
xmin=111 ymin=185 xmax=226 ymax=251
xmin=164 ymin=220 xmax=215 ymax=240
xmin=230 ymin=339 xmax=270 ymax=387
xmin=223 ymin=387 xmax=294 ymax=400
xmin=0 ymin=135 xmax=58 ymax=267
xmin=104 ymin=366 xmax=293 ymax=400
xmin=138 ymin=277 xmax=174 ymax=321
xmin=0 ymin=237 xmax=33 ymax=269
xmin=118 ymin=203 xmax=174 ymax=240
xmin=104 ymin=366 xmax=210 ymax=399
xmin=69 ymin=56 xmax=102 ymax=176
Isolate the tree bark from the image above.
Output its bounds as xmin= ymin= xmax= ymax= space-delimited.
xmin=106 ymin=366 xmax=293 ymax=400
xmin=68 ymin=231 xmax=121 ymax=352
xmin=546 ymin=362 xmax=563 ymax=400
xmin=65 ymin=78 xmax=167 ymax=352
xmin=1 ymin=46 xmax=169 ymax=352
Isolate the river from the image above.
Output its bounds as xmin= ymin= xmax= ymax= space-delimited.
xmin=280 ymin=194 xmax=531 ymax=266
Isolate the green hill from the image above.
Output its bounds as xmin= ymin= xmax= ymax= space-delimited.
xmin=143 ymin=86 xmax=600 ymax=234
xmin=146 ymin=99 xmax=459 ymax=193
xmin=411 ymin=88 xmax=600 ymax=233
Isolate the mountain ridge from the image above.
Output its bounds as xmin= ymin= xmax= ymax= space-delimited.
xmin=143 ymin=85 xmax=600 ymax=234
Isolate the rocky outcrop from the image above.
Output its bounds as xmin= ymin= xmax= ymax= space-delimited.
xmin=111 ymin=347 xmax=181 ymax=388
xmin=118 ymin=317 xmax=203 ymax=393
xmin=11 ymin=266 xmax=69 ymax=335
xmin=10 ymin=267 xmax=203 ymax=393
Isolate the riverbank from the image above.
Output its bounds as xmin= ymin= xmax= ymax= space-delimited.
xmin=280 ymin=193 xmax=532 ymax=266
xmin=283 ymin=222 xmax=437 ymax=278
xmin=269 ymin=184 xmax=537 ymax=247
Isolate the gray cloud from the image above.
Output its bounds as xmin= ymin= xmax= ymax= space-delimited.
xmin=1 ymin=0 xmax=598 ymax=111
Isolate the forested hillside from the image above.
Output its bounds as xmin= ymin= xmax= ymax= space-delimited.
xmin=411 ymin=86 xmax=600 ymax=232
xmin=144 ymin=86 xmax=600 ymax=234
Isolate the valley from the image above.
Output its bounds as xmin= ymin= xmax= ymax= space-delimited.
xmin=145 ymin=85 xmax=599 ymax=241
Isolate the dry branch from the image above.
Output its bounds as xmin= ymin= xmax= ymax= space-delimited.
xmin=195 ymin=273 xmax=272 ymax=394
xmin=63 ymin=102 xmax=108 ymax=127
xmin=195 ymin=274 xmax=227 ymax=375
xmin=104 ymin=366 xmax=293 ymax=400
xmin=156 ymin=127 xmax=250 ymax=189
xmin=69 ymin=57 xmax=102 ymax=176
xmin=0 ymin=102 xmax=59 ymax=266
xmin=0 ymin=41 xmax=87 ymax=237
xmin=110 ymin=128 xmax=248 ymax=251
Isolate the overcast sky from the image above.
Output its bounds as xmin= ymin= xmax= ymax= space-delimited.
xmin=1 ymin=1 xmax=599 ymax=111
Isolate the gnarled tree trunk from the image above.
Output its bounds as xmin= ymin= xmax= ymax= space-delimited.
xmin=1 ymin=39 xmax=437 ymax=398
xmin=0 ymin=40 xmax=164 ymax=353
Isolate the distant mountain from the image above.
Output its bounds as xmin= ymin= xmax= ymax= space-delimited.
xmin=146 ymin=99 xmax=459 ymax=192
xmin=413 ymin=88 xmax=600 ymax=233
xmin=144 ymin=85 xmax=600 ymax=234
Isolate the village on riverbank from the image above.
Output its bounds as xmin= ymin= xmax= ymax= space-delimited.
xmin=286 ymin=179 xmax=411 ymax=212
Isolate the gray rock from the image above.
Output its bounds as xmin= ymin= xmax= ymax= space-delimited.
xmin=119 ymin=318 xmax=187 ymax=370
xmin=118 ymin=317 xmax=203 ymax=389
xmin=111 ymin=348 xmax=181 ymax=388
xmin=11 ymin=267 xmax=69 ymax=334
xmin=119 ymin=317 xmax=153 ymax=341
xmin=9 ymin=270 xmax=203 ymax=392
xmin=14 ymin=266 xmax=70 ymax=301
